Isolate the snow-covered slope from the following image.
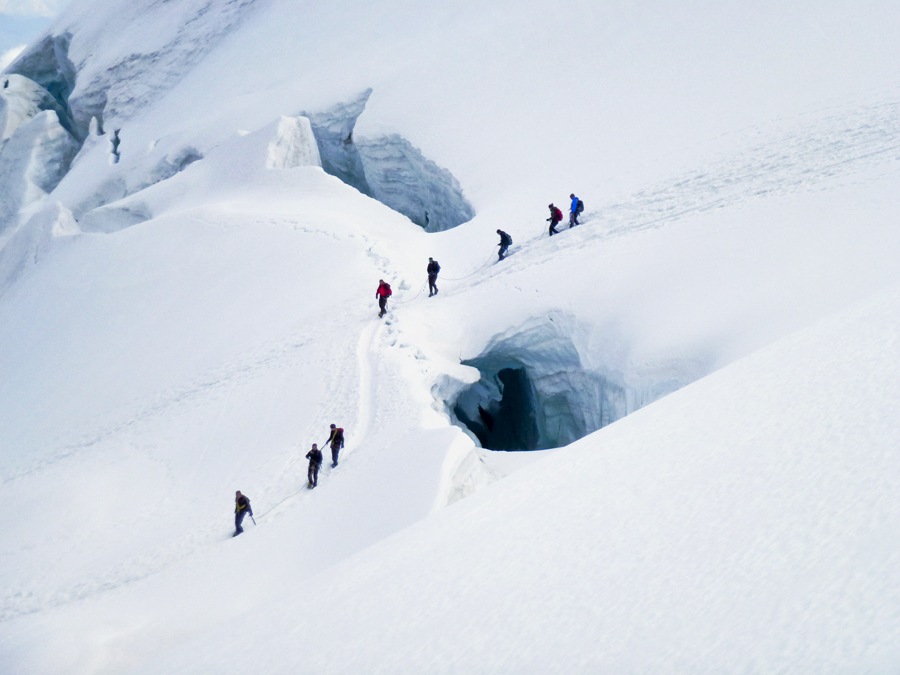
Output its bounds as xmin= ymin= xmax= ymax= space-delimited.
xmin=1 ymin=0 xmax=899 ymax=672
xmin=137 ymin=284 xmax=900 ymax=674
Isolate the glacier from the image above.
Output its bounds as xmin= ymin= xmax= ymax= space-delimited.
xmin=1 ymin=0 xmax=899 ymax=673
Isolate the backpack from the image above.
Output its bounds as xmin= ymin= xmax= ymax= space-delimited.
xmin=334 ymin=428 xmax=344 ymax=445
xmin=576 ymin=199 xmax=584 ymax=213
xmin=554 ymin=207 xmax=563 ymax=221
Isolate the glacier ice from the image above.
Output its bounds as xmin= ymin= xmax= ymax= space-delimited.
xmin=304 ymin=90 xmax=373 ymax=196
xmin=265 ymin=115 xmax=321 ymax=170
xmin=0 ymin=74 xmax=69 ymax=143
xmin=4 ymin=34 xmax=78 ymax=138
xmin=305 ymin=90 xmax=474 ymax=231
xmin=452 ymin=317 xmax=698 ymax=450
xmin=358 ymin=134 xmax=475 ymax=232
xmin=0 ymin=109 xmax=78 ymax=237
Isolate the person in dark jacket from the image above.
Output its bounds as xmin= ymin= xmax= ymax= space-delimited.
xmin=326 ymin=424 xmax=345 ymax=467
xmin=427 ymin=258 xmax=441 ymax=296
xmin=376 ymin=280 xmax=392 ymax=317
xmin=547 ymin=204 xmax=563 ymax=236
xmin=234 ymin=491 xmax=252 ymax=536
xmin=497 ymin=229 xmax=512 ymax=260
xmin=306 ymin=443 xmax=323 ymax=488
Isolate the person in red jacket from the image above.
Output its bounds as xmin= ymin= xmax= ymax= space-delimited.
xmin=547 ymin=203 xmax=563 ymax=236
xmin=376 ymin=279 xmax=392 ymax=317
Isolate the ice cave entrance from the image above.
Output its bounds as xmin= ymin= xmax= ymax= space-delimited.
xmin=450 ymin=320 xmax=697 ymax=451
xmin=455 ymin=366 xmax=541 ymax=451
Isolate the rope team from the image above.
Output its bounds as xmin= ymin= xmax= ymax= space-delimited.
xmin=232 ymin=192 xmax=586 ymax=536
xmin=232 ymin=423 xmax=344 ymax=536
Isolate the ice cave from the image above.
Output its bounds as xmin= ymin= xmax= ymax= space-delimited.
xmin=451 ymin=319 xmax=698 ymax=451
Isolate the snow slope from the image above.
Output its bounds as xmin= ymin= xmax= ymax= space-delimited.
xmin=136 ymin=282 xmax=900 ymax=675
xmin=0 ymin=0 xmax=899 ymax=672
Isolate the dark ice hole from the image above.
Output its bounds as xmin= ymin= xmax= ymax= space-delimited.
xmin=454 ymin=366 xmax=542 ymax=451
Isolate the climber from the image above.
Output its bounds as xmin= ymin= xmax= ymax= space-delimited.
xmin=306 ymin=443 xmax=323 ymax=488
xmin=427 ymin=257 xmax=441 ymax=296
xmin=547 ymin=204 xmax=563 ymax=236
xmin=569 ymin=193 xmax=583 ymax=227
xmin=375 ymin=279 xmax=392 ymax=317
xmin=233 ymin=490 xmax=253 ymax=536
xmin=497 ymin=229 xmax=512 ymax=260
xmin=326 ymin=423 xmax=345 ymax=467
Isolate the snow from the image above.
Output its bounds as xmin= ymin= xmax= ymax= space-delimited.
xmin=0 ymin=0 xmax=899 ymax=672
xmin=130 ymin=286 xmax=900 ymax=674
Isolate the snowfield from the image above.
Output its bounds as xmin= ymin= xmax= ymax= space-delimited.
xmin=1 ymin=0 xmax=899 ymax=673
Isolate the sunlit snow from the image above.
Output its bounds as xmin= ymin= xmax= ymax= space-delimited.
xmin=1 ymin=0 xmax=899 ymax=673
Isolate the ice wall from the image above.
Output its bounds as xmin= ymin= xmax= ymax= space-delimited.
xmin=305 ymin=90 xmax=474 ymax=231
xmin=303 ymin=90 xmax=373 ymax=196
xmin=0 ymin=109 xmax=78 ymax=238
xmin=453 ymin=318 xmax=698 ymax=450
xmin=4 ymin=34 xmax=78 ymax=138
xmin=358 ymin=134 xmax=475 ymax=232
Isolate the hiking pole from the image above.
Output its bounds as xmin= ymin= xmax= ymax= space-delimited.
xmin=250 ymin=514 xmax=257 ymax=526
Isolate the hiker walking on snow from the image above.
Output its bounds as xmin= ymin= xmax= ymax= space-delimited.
xmin=569 ymin=194 xmax=583 ymax=227
xmin=427 ymin=257 xmax=441 ymax=296
xmin=547 ymin=204 xmax=563 ymax=236
xmin=326 ymin=424 xmax=345 ymax=467
xmin=306 ymin=443 xmax=323 ymax=488
xmin=234 ymin=490 xmax=253 ymax=536
xmin=375 ymin=279 xmax=392 ymax=318
xmin=497 ymin=229 xmax=512 ymax=260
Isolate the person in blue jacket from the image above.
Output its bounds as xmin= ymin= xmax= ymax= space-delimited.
xmin=569 ymin=193 xmax=580 ymax=227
